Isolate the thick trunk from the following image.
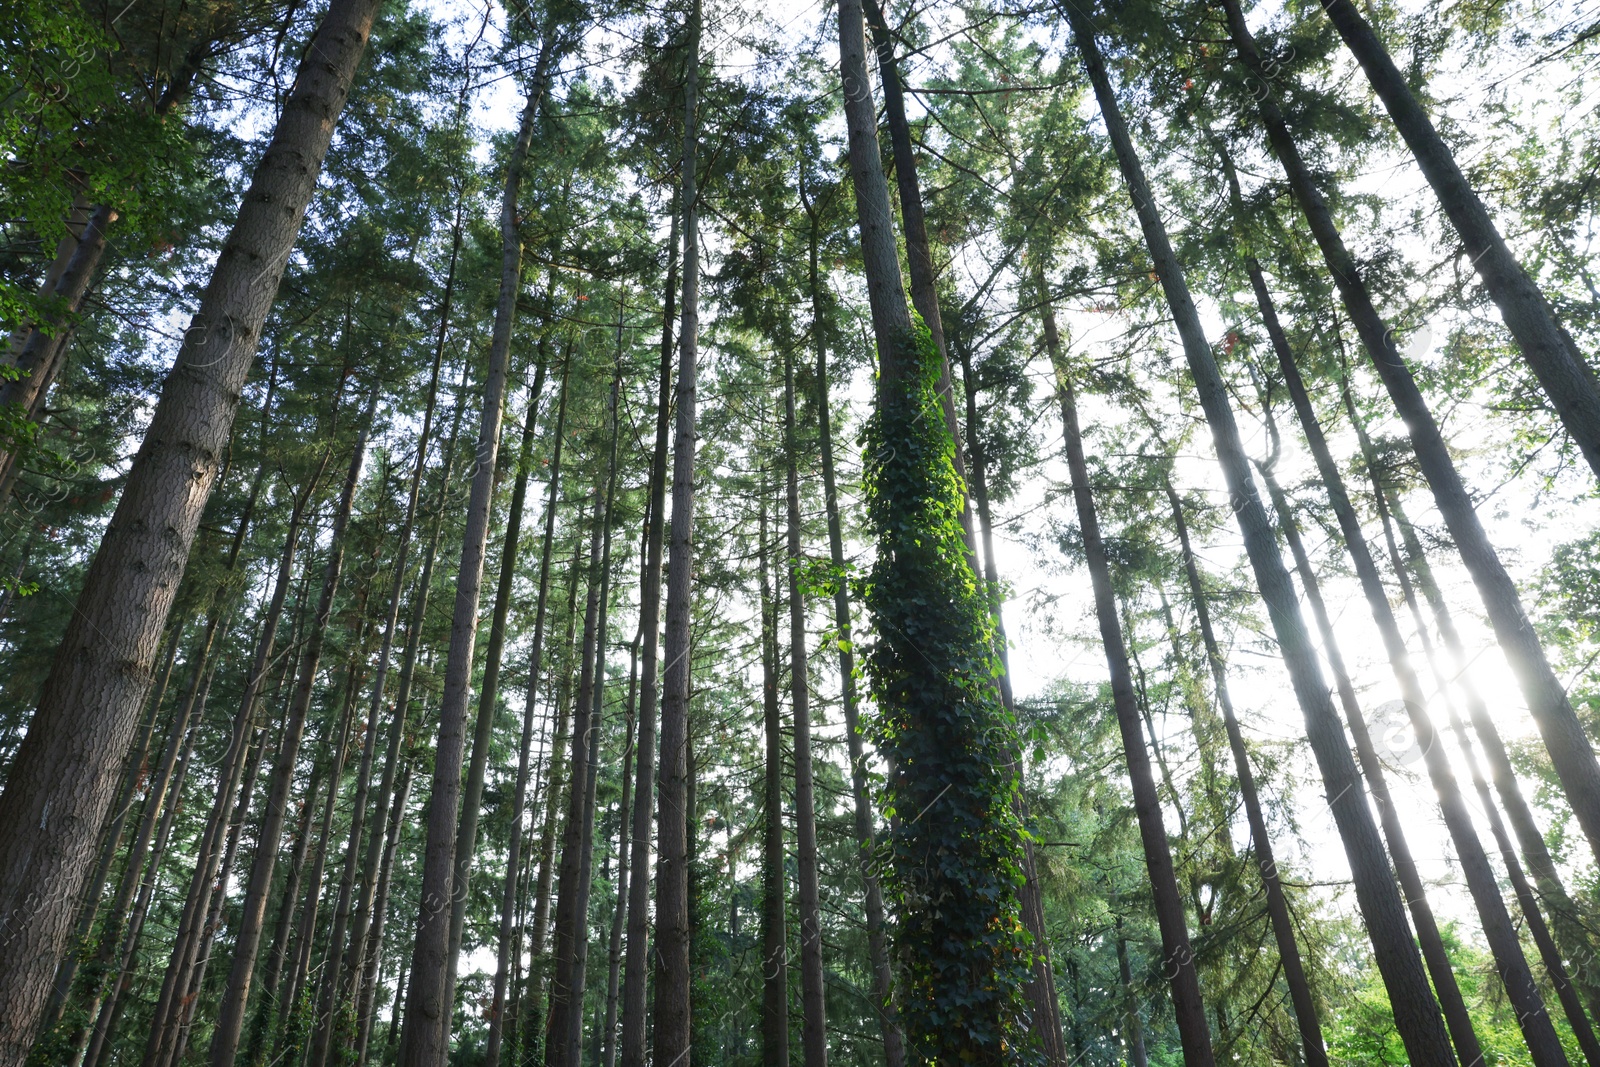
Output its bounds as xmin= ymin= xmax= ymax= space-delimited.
xmin=1314 ymin=0 xmax=1600 ymax=481
xmin=1047 ymin=327 xmax=1215 ymax=1067
xmin=1068 ymin=9 xmax=1455 ymax=1064
xmin=653 ymin=1 xmax=702 ymax=1057
xmin=619 ymin=184 xmax=679 ymax=1067
xmin=1219 ymin=0 xmax=1600 ymax=872
xmin=784 ymin=344 xmax=828 ymax=1067
xmin=759 ymin=474 xmax=790 ymax=1067
xmin=399 ymin=35 xmax=552 ymax=1063
xmin=211 ymin=404 xmax=376 ymax=1067
xmin=1160 ymin=472 xmax=1327 ymax=1067
xmin=486 ymin=358 xmax=570 ymax=1067
xmin=0 ymin=0 xmax=381 ymax=1045
xmin=805 ymin=204 xmax=902 ymax=1067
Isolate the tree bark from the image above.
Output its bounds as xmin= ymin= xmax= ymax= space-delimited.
xmin=398 ymin=31 xmax=554 ymax=1064
xmin=600 ymin=631 xmax=640 ymax=1067
xmin=653 ymin=0 xmax=702 ymax=1057
xmin=0 ymin=0 xmax=382 ymax=1045
xmin=1067 ymin=9 xmax=1456 ymax=1064
xmin=1046 ymin=317 xmax=1215 ymax=1067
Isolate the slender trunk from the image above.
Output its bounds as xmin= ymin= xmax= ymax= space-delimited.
xmin=619 ymin=184 xmax=679 ymax=1067
xmin=1047 ymin=326 xmax=1215 ymax=1067
xmin=549 ymin=363 xmax=623 ymax=1067
xmin=487 ymin=357 xmax=570 ymax=1067
xmin=253 ymin=762 xmax=328 ymax=1064
xmin=759 ymin=468 xmax=790 ymax=1067
xmin=1160 ymin=473 xmax=1327 ymax=1067
xmin=1314 ymin=0 xmax=1600 ymax=479
xmin=400 ymin=28 xmax=557 ymax=1060
xmin=211 ymin=402 xmax=376 ymax=1067
xmin=1068 ymin=9 xmax=1455 ymax=1063
xmin=653 ymin=0 xmax=702 ymax=1056
xmin=311 ymin=211 xmax=459 ymax=1067
xmin=1239 ymin=199 xmax=1566 ymax=1064
xmin=600 ymin=633 xmax=639 ymax=1067
xmin=1116 ymin=930 xmax=1150 ymax=1067
xmin=1218 ymin=0 xmax=1600 ymax=872
xmin=356 ymin=760 xmax=415 ymax=1065
xmin=445 ymin=364 xmax=548 ymax=1006
xmin=1253 ymin=461 xmax=1485 ymax=1067
xmin=525 ymin=539 xmax=586 ymax=1064
xmin=784 ymin=342 xmax=827 ymax=1067
xmin=0 ymin=0 xmax=382 ymax=1044
xmin=804 ymin=201 xmax=902 ymax=1067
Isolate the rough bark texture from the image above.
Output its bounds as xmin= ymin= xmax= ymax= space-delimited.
xmin=1069 ymin=8 xmax=1456 ymax=1064
xmin=0 ymin=0 xmax=380 ymax=1050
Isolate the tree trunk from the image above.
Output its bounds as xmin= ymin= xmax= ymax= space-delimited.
xmin=1067 ymin=8 xmax=1455 ymax=1064
xmin=1218 ymin=0 xmax=1600 ymax=872
xmin=759 ymin=466 xmax=790 ymax=1067
xmin=310 ymin=205 xmax=460 ymax=1067
xmin=445 ymin=366 xmax=548 ymax=1011
xmin=210 ymin=401 xmax=376 ymax=1067
xmin=0 ymin=0 xmax=381 ymax=1045
xmin=654 ymin=0 xmax=702 ymax=1057
xmin=804 ymin=197 xmax=903 ymax=1067
xmin=620 ymin=182 xmax=680 ymax=1067
xmin=548 ymin=361 xmax=622 ymax=1067
xmin=486 ymin=356 xmax=570 ymax=1067
xmin=398 ymin=30 xmax=555 ymax=1063
xmin=1046 ymin=313 xmax=1215 ymax=1067
xmin=1160 ymin=471 xmax=1327 ymax=1067
xmin=837 ymin=0 xmax=1031 ymax=1057
xmin=784 ymin=340 xmax=827 ymax=1067
xmin=600 ymin=632 xmax=640 ymax=1067
xmin=1239 ymin=203 xmax=1566 ymax=1065
xmin=1313 ymin=0 xmax=1600 ymax=481
xmin=1115 ymin=929 xmax=1150 ymax=1067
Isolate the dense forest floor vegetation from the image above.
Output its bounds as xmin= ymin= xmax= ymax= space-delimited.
xmin=2 ymin=0 xmax=1600 ymax=1062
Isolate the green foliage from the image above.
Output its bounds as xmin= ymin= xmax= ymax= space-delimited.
xmin=861 ymin=315 xmax=1034 ymax=1063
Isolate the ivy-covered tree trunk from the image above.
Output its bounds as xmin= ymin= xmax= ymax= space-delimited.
xmin=1218 ymin=0 xmax=1600 ymax=875
xmin=1067 ymin=7 xmax=1457 ymax=1064
xmin=837 ymin=0 xmax=1032 ymax=1059
xmin=0 ymin=0 xmax=381 ymax=1046
xmin=1043 ymin=301 xmax=1216 ymax=1067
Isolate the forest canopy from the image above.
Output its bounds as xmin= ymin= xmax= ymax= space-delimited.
xmin=1 ymin=0 xmax=1599 ymax=1063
